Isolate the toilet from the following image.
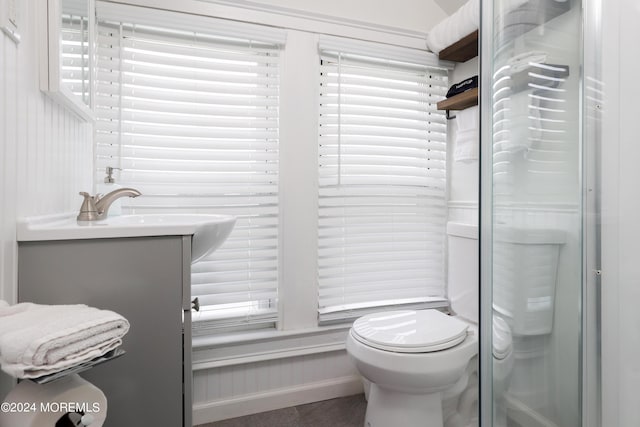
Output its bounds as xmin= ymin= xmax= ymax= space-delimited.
xmin=346 ymin=221 xmax=564 ymax=426
xmin=346 ymin=222 xmax=483 ymax=427
xmin=346 ymin=310 xmax=478 ymax=427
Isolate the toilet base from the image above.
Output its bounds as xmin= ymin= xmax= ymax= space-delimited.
xmin=365 ymin=383 xmax=443 ymax=427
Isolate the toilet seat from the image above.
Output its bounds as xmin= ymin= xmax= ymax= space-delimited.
xmin=351 ymin=310 xmax=470 ymax=353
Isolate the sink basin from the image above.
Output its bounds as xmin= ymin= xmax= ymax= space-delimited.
xmin=17 ymin=213 xmax=236 ymax=263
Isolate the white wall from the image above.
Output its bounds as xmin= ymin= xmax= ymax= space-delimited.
xmin=193 ymin=347 xmax=360 ymax=424
xmin=601 ymin=0 xmax=640 ymax=425
xmin=0 ymin=0 xmax=93 ymax=397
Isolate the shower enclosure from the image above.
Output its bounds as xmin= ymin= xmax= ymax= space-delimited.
xmin=480 ymin=0 xmax=601 ymax=425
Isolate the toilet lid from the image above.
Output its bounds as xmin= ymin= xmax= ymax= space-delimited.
xmin=351 ymin=310 xmax=469 ymax=353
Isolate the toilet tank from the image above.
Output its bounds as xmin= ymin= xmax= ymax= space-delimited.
xmin=492 ymin=227 xmax=565 ymax=335
xmin=447 ymin=222 xmax=479 ymax=324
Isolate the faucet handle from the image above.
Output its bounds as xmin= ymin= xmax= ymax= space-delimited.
xmin=78 ymin=191 xmax=96 ymax=205
xmin=77 ymin=192 xmax=99 ymax=222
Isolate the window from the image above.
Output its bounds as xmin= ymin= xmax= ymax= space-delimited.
xmin=94 ymin=3 xmax=284 ymax=333
xmin=317 ymin=38 xmax=449 ymax=322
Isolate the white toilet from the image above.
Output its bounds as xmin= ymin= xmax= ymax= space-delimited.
xmin=346 ymin=221 xmax=565 ymax=426
xmin=346 ymin=310 xmax=478 ymax=427
xmin=345 ymin=222 xmax=482 ymax=427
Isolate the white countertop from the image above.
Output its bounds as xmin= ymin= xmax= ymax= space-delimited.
xmin=17 ymin=213 xmax=236 ymax=262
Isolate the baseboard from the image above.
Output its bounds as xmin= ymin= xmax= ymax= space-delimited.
xmin=192 ymin=375 xmax=364 ymax=425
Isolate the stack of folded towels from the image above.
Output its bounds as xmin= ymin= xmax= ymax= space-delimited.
xmin=426 ymin=0 xmax=480 ymax=54
xmin=0 ymin=300 xmax=129 ymax=379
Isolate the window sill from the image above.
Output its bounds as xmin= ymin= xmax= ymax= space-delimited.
xmin=192 ymin=324 xmax=353 ymax=370
xmin=193 ymin=323 xmax=352 ymax=349
xmin=192 ymin=301 xmax=452 ymax=370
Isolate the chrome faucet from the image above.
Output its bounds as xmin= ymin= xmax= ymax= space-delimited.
xmin=77 ymin=188 xmax=142 ymax=221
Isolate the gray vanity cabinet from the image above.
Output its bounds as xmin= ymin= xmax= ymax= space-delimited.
xmin=18 ymin=235 xmax=193 ymax=427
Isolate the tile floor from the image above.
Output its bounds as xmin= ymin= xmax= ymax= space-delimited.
xmin=197 ymin=394 xmax=367 ymax=427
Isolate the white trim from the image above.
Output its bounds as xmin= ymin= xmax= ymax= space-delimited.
xmin=193 ymin=342 xmax=345 ymax=370
xmin=192 ymin=375 xmax=364 ymax=424
xmin=200 ymin=0 xmax=425 ymax=39
xmin=278 ymin=30 xmax=323 ymax=331
xmin=493 ymin=202 xmax=580 ymax=213
xmin=40 ymin=0 xmax=95 ymax=122
xmin=318 ymin=35 xmax=451 ymax=69
xmin=102 ymin=0 xmax=430 ymax=49
xmin=447 ymin=200 xmax=479 ymax=210
xmin=191 ymin=317 xmax=349 ymax=349
xmin=96 ymin=1 xmax=287 ymax=44
xmin=192 ymin=325 xmax=351 ymax=365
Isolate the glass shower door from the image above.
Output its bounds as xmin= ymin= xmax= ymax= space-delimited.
xmin=482 ymin=1 xmax=584 ymax=425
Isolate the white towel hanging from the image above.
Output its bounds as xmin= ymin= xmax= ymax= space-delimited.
xmin=454 ymin=106 xmax=479 ymax=162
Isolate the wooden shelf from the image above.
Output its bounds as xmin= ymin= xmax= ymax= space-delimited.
xmin=438 ymin=30 xmax=478 ymax=62
xmin=437 ymin=87 xmax=478 ymax=112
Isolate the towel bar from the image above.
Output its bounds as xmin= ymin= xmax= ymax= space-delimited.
xmin=31 ymin=348 xmax=126 ymax=385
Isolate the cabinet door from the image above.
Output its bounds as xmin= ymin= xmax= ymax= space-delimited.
xmin=18 ymin=236 xmax=186 ymax=427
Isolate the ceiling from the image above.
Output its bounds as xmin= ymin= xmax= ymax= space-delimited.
xmin=433 ymin=0 xmax=468 ymax=15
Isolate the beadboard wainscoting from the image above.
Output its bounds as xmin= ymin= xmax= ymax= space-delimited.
xmin=0 ymin=0 xmax=92 ymax=354
xmin=192 ymin=328 xmax=362 ymax=424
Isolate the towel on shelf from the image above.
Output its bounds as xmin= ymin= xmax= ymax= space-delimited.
xmin=0 ymin=300 xmax=129 ymax=379
xmin=454 ymin=106 xmax=479 ymax=162
xmin=429 ymin=0 xmax=566 ymax=55
xmin=426 ymin=0 xmax=479 ymax=54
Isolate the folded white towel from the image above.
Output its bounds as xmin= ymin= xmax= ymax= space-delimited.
xmin=426 ymin=0 xmax=479 ymax=54
xmin=0 ymin=300 xmax=129 ymax=379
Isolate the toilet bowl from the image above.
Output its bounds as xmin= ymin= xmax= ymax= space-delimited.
xmin=346 ymin=309 xmax=478 ymax=427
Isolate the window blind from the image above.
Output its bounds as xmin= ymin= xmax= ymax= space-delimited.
xmin=317 ymin=38 xmax=449 ymax=322
xmin=61 ymin=11 xmax=90 ymax=104
xmin=94 ymin=5 xmax=283 ymax=333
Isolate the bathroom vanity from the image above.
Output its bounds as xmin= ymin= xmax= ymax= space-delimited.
xmin=16 ymin=214 xmax=235 ymax=427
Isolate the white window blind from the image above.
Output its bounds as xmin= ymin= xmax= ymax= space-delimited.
xmin=61 ymin=8 xmax=90 ymax=104
xmin=94 ymin=4 xmax=283 ymax=333
xmin=317 ymin=38 xmax=450 ymax=322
